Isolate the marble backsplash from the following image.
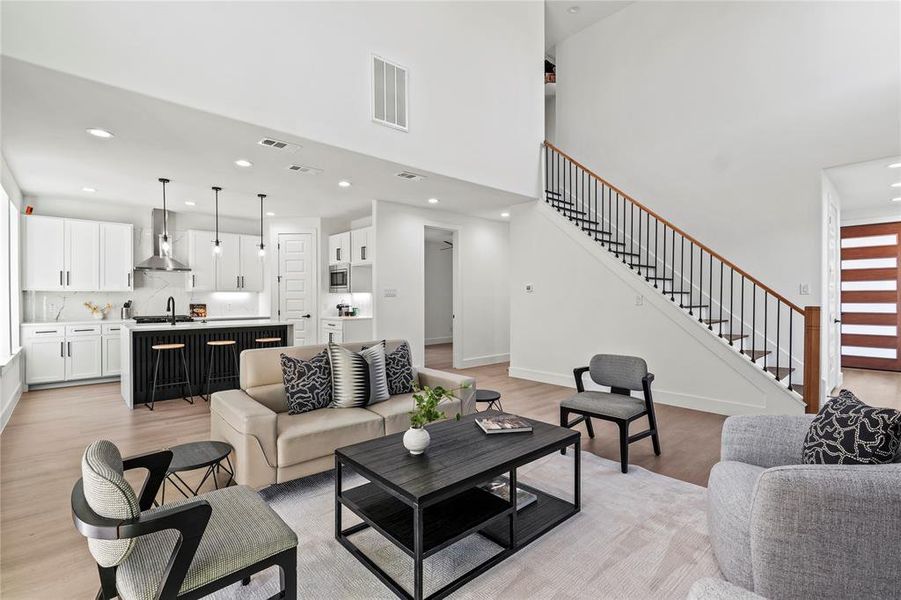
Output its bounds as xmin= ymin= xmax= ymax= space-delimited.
xmin=23 ymin=270 xmax=263 ymax=322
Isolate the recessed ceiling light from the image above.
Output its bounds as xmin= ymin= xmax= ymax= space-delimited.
xmin=266 ymin=211 xmax=275 ymax=216
xmin=888 ymin=162 xmax=901 ymax=169
xmin=501 ymin=212 xmax=510 ymax=218
xmin=86 ymin=128 xmax=114 ymax=139
xmin=427 ymin=198 xmax=439 ymax=204
xmin=234 ymin=159 xmax=253 ymax=168
xmin=184 ymin=201 xmax=196 ymax=206
xmin=82 ymin=187 xmax=96 ymax=193
xmin=891 ymin=182 xmax=901 ymax=188
xmin=567 ymin=6 xmax=580 ymax=14
xmin=338 ymin=180 xmax=352 ymax=188
xmin=892 ymin=197 xmax=901 ymax=202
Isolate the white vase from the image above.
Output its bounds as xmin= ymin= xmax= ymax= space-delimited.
xmin=92 ymin=312 xmax=104 ymax=320
xmin=403 ymin=427 xmax=431 ymax=455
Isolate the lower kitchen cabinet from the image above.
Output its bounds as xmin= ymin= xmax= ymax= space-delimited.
xmin=22 ymin=323 xmax=121 ymax=385
xmin=67 ymin=337 xmax=102 ymax=380
xmin=25 ymin=337 xmax=67 ymax=384
xmin=102 ymin=328 xmax=122 ymax=377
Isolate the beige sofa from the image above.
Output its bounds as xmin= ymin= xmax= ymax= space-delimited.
xmin=210 ymin=339 xmax=476 ymax=488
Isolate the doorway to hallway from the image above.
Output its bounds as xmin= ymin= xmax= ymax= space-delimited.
xmin=424 ymin=226 xmax=455 ymax=368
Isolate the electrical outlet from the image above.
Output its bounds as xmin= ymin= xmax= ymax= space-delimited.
xmin=635 ymin=295 xmax=644 ymax=306
xmin=525 ymin=284 xmax=534 ymax=293
xmin=799 ymin=283 xmax=810 ymax=295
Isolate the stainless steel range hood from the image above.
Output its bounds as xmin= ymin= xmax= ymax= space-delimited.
xmin=134 ymin=208 xmax=191 ymax=272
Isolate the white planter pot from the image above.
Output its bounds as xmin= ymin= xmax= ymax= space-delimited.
xmin=403 ymin=427 xmax=431 ymax=455
xmin=92 ymin=312 xmax=104 ymax=320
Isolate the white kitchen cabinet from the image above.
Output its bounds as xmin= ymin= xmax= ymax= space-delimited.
xmin=100 ymin=222 xmax=134 ymax=291
xmin=64 ymin=220 xmax=100 ymax=291
xmin=320 ymin=317 xmax=373 ymax=344
xmin=217 ymin=232 xmax=242 ymax=291
xmin=102 ymin=334 xmax=121 ymax=377
xmin=187 ymin=229 xmax=216 ymax=291
xmin=328 ymin=232 xmax=350 ymax=265
xmin=239 ymin=234 xmax=264 ymax=291
xmin=23 ymin=216 xmax=66 ymax=291
xmin=351 ymin=227 xmax=372 ymax=265
xmin=66 ymin=336 xmax=102 ymax=380
xmin=25 ymin=337 xmax=66 ymax=384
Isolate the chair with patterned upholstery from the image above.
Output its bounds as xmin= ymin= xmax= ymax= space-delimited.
xmin=71 ymin=440 xmax=298 ymax=600
xmin=560 ymin=354 xmax=661 ymax=473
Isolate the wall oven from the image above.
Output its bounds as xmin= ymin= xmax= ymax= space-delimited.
xmin=329 ymin=263 xmax=351 ymax=293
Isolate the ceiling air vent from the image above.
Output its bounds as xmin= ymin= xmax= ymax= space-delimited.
xmin=287 ymin=164 xmax=323 ymax=175
xmin=372 ymin=55 xmax=408 ymax=131
xmin=395 ymin=171 xmax=425 ymax=182
xmin=258 ymin=137 xmax=301 ymax=152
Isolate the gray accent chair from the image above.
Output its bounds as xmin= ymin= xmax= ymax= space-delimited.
xmin=560 ymin=354 xmax=660 ymax=473
xmin=708 ymin=415 xmax=901 ymax=600
xmin=72 ymin=440 xmax=298 ymax=600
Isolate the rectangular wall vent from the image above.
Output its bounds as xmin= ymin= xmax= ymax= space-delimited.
xmin=372 ymin=55 xmax=408 ymax=131
xmin=395 ymin=171 xmax=425 ymax=182
xmin=287 ymin=164 xmax=323 ymax=175
xmin=258 ymin=137 xmax=301 ymax=152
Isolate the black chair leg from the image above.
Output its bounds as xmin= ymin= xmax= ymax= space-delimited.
xmin=280 ymin=547 xmax=298 ymax=600
xmin=618 ymin=421 xmax=629 ymax=474
xmin=584 ymin=416 xmax=595 ymax=439
xmin=647 ymin=410 xmax=662 ymax=456
xmin=96 ymin=565 xmax=117 ymax=600
xmin=242 ymin=576 xmax=251 ymax=586
xmin=179 ymin=348 xmax=194 ymax=405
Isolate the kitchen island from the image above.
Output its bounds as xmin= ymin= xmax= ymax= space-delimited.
xmin=120 ymin=320 xmax=293 ymax=409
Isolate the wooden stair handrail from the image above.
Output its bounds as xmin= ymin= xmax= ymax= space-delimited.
xmin=543 ymin=140 xmax=804 ymax=314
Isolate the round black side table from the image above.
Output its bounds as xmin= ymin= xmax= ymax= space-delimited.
xmin=475 ymin=389 xmax=504 ymax=412
xmin=158 ymin=440 xmax=235 ymax=505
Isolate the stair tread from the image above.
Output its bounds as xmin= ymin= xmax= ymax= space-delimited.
xmin=663 ymin=290 xmax=691 ymax=295
xmin=628 ymin=263 xmax=657 ymax=269
xmin=554 ymin=206 xmax=586 ymax=215
xmin=646 ymin=276 xmax=674 ymax=281
xmin=545 ymin=190 xmax=562 ymax=197
xmin=765 ymin=366 xmax=795 ymax=379
xmin=791 ymin=383 xmax=804 ymax=396
xmin=682 ymin=304 xmax=709 ymax=308
xmin=703 ymin=318 xmax=729 ymax=324
xmin=741 ymin=349 xmax=771 ymax=360
xmin=569 ymin=216 xmax=599 ymax=223
xmin=722 ymin=333 xmax=748 ymax=341
xmin=600 ymin=240 xmax=626 ymax=246
xmin=581 ymin=227 xmax=612 ymax=235
xmin=549 ymin=199 xmax=576 ymax=207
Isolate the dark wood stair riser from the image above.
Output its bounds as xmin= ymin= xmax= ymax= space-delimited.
xmin=766 ymin=366 xmax=795 ymax=380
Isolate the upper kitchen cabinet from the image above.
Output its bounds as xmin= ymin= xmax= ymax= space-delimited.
xmin=351 ymin=226 xmax=372 ymax=265
xmin=23 ymin=215 xmax=66 ymax=290
xmin=328 ymin=232 xmax=350 ymax=265
xmin=23 ymin=216 xmax=107 ymax=291
xmin=239 ymin=234 xmax=264 ymax=292
xmin=217 ymin=232 xmax=242 ymax=291
xmin=99 ymin=222 xmax=134 ymax=291
xmin=186 ymin=229 xmax=216 ymax=291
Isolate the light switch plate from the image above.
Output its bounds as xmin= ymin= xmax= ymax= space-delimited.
xmin=525 ymin=284 xmax=534 ymax=293
xmin=383 ymin=288 xmax=397 ymax=298
xmin=635 ymin=295 xmax=644 ymax=306
xmin=799 ymin=283 xmax=810 ymax=295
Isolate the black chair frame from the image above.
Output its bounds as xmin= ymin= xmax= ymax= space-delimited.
xmin=71 ymin=449 xmax=297 ymax=600
xmin=560 ymin=368 xmax=661 ymax=473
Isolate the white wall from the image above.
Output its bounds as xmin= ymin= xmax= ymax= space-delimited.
xmin=545 ymin=95 xmax=556 ymax=144
xmin=1 ymin=153 xmax=24 ymax=431
xmin=509 ymin=203 xmax=805 ymax=415
xmin=424 ymin=239 xmax=453 ymax=345
xmin=554 ymin=1 xmax=900 ymax=310
xmin=373 ymin=200 xmax=509 ymax=368
xmin=2 ymin=1 xmax=545 ymax=198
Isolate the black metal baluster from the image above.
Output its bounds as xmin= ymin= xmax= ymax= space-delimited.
xmin=615 ymin=190 xmax=620 ymax=258
xmin=597 ymin=180 xmax=602 ymax=245
xmin=698 ymin=248 xmax=703 ymax=321
xmin=751 ymin=283 xmax=757 ymax=362
xmin=637 ymin=206 xmax=642 ymax=275
xmin=775 ymin=299 xmax=781 ymax=380
xmin=740 ymin=276 xmax=745 ymax=353
xmin=717 ymin=261 xmax=723 ymax=334
xmin=729 ymin=269 xmax=734 ymax=344
xmin=654 ymin=218 xmax=659 ymax=288
xmin=663 ymin=224 xmax=669 ymax=296
xmin=708 ymin=253 xmax=713 ymax=327
xmin=645 ymin=212 xmax=651 ymax=281
xmin=680 ymin=236 xmax=685 ymax=308
xmin=763 ymin=290 xmax=768 ymax=369
xmin=788 ymin=310 xmax=793 ymax=391
xmin=630 ymin=202 xmax=635 ymax=268
xmin=688 ymin=242 xmax=695 ymax=315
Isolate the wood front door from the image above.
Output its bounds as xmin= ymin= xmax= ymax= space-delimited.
xmin=840 ymin=221 xmax=901 ymax=371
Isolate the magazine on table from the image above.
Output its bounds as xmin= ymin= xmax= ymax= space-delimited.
xmin=475 ymin=414 xmax=533 ymax=434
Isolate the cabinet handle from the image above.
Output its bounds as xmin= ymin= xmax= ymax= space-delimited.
xmin=73 ymin=328 xmax=94 ymax=332
xmin=60 ymin=342 xmax=64 ymax=357
xmin=337 ymin=248 xmax=341 ymax=262
xmin=109 ymin=327 xmax=119 ymax=331
xmin=66 ymin=271 xmax=70 ymax=286
xmin=361 ymin=246 xmax=366 ymax=261
xmin=237 ymin=275 xmax=240 ymax=288
xmin=192 ymin=274 xmax=196 ymax=287
xmin=36 ymin=330 xmax=57 ymax=334
xmin=127 ymin=272 xmax=131 ymax=288
xmin=59 ymin=271 xmax=63 ymax=286
xmin=67 ymin=342 xmax=71 ymax=357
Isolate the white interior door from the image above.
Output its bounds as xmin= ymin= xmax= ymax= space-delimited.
xmin=278 ymin=233 xmax=315 ymax=345
xmin=826 ymin=201 xmax=841 ymax=390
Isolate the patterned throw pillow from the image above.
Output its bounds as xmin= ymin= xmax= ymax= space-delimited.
xmin=327 ymin=343 xmax=371 ymax=408
xmin=386 ymin=342 xmax=416 ymax=395
xmin=803 ymin=389 xmax=901 ymax=465
xmin=361 ymin=343 xmax=390 ymax=404
xmin=280 ymin=351 xmax=332 ymax=415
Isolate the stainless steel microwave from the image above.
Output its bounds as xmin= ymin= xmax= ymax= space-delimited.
xmin=329 ymin=263 xmax=351 ymax=293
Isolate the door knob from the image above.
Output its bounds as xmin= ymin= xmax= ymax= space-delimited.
xmin=301 ymin=314 xmax=311 ymax=318
xmin=833 ymin=318 xmax=841 ymax=324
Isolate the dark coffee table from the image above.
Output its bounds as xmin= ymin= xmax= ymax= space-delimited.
xmin=335 ymin=411 xmax=580 ymax=600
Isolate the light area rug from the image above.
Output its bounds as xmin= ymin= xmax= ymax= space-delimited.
xmin=210 ymin=451 xmax=721 ymax=600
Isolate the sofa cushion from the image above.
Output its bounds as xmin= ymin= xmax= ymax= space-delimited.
xmin=803 ymin=389 xmax=901 ymax=465
xmin=561 ymin=391 xmax=646 ymax=420
xmin=276 ymin=408 xmax=384 ymax=466
xmin=245 ymin=383 xmax=289 ymax=414
xmin=365 ymin=393 xmax=462 ymax=435
xmin=280 ymin=350 xmax=332 ymax=415
xmin=707 ymin=461 xmax=766 ymax=590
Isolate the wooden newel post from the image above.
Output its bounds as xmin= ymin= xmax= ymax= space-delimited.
xmin=803 ymin=306 xmax=821 ymax=414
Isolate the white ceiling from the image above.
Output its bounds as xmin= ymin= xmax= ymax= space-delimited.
xmin=826 ymin=155 xmax=901 ymax=211
xmin=1 ymin=58 xmax=528 ymax=221
xmin=545 ymin=0 xmax=633 ymax=58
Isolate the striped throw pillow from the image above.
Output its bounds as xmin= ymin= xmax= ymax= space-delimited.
xmin=327 ymin=343 xmax=371 ymax=408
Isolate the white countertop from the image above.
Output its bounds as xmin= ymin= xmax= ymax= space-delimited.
xmin=23 ymin=319 xmax=124 ymax=327
xmin=320 ymin=315 xmax=373 ymax=320
xmin=121 ymin=319 xmax=293 ymax=332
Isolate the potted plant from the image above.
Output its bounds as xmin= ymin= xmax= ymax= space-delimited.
xmin=403 ymin=383 xmax=468 ymax=455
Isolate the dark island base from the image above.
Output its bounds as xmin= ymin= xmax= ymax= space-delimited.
xmin=131 ymin=325 xmax=288 ymax=406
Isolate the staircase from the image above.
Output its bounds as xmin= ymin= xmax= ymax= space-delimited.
xmin=543 ymin=141 xmax=821 ymax=412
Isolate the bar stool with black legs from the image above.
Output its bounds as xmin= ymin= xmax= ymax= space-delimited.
xmin=255 ymin=336 xmax=283 ymax=348
xmin=147 ymin=342 xmax=195 ymax=411
xmin=204 ymin=339 xmax=239 ymax=402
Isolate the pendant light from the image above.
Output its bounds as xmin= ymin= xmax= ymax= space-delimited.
xmin=257 ymin=193 xmax=267 ymax=257
xmin=211 ymin=186 xmax=222 ymax=256
xmin=158 ymin=178 xmax=171 ymax=253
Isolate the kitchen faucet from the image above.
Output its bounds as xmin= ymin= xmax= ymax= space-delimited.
xmin=166 ymin=296 xmax=176 ymax=326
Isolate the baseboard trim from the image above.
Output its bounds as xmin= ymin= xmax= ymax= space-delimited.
xmin=27 ymin=376 xmax=120 ymax=391
xmin=425 ymin=337 xmax=453 ymax=346
xmin=460 ymin=353 xmax=509 ymax=368
xmin=1 ymin=384 xmax=22 ymax=433
xmin=507 ymin=366 xmax=789 ymax=416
